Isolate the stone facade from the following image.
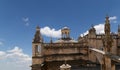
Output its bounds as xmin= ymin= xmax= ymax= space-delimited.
xmin=31 ymin=16 xmax=120 ymax=70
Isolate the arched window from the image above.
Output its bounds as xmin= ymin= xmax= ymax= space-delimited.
xmin=35 ymin=45 xmax=41 ymax=56
xmin=35 ymin=45 xmax=39 ymax=55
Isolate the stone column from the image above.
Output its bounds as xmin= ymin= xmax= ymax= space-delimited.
xmin=111 ymin=61 xmax=115 ymax=70
xmin=101 ymin=64 xmax=105 ymax=70
xmin=104 ymin=56 xmax=111 ymax=70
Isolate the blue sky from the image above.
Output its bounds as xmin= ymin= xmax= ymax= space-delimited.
xmin=0 ymin=0 xmax=120 ymax=70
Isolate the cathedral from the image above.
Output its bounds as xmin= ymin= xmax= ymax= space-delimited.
xmin=31 ymin=16 xmax=120 ymax=70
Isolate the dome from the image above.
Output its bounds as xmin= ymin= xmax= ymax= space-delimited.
xmin=62 ymin=27 xmax=69 ymax=30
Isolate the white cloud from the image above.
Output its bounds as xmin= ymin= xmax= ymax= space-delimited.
xmin=80 ymin=31 xmax=88 ymax=37
xmin=0 ymin=51 xmax=6 ymax=59
xmin=94 ymin=24 xmax=104 ymax=34
xmin=80 ymin=23 xmax=104 ymax=36
xmin=0 ymin=46 xmax=31 ymax=70
xmin=41 ymin=26 xmax=61 ymax=38
xmin=25 ymin=22 xmax=29 ymax=26
xmin=109 ymin=16 xmax=117 ymax=21
xmin=22 ymin=17 xmax=30 ymax=26
xmin=7 ymin=46 xmax=22 ymax=53
xmin=109 ymin=16 xmax=117 ymax=23
xmin=23 ymin=17 xmax=29 ymax=22
xmin=80 ymin=16 xmax=117 ymax=37
xmin=0 ymin=51 xmax=6 ymax=56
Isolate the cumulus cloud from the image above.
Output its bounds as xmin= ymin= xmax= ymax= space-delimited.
xmin=80 ymin=23 xmax=104 ymax=36
xmin=0 ymin=51 xmax=6 ymax=59
xmin=80 ymin=31 xmax=88 ymax=37
xmin=109 ymin=16 xmax=117 ymax=21
xmin=22 ymin=17 xmax=30 ymax=26
xmin=80 ymin=16 xmax=118 ymax=36
xmin=41 ymin=26 xmax=61 ymax=38
xmin=94 ymin=24 xmax=104 ymax=34
xmin=94 ymin=16 xmax=117 ymax=34
xmin=109 ymin=16 xmax=117 ymax=23
xmin=7 ymin=46 xmax=22 ymax=53
xmin=0 ymin=46 xmax=31 ymax=70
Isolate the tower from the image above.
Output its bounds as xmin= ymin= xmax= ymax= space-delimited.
xmin=104 ymin=15 xmax=112 ymax=52
xmin=32 ymin=26 xmax=44 ymax=70
xmin=32 ymin=26 xmax=43 ymax=56
xmin=61 ymin=27 xmax=70 ymax=39
xmin=105 ymin=15 xmax=110 ymax=36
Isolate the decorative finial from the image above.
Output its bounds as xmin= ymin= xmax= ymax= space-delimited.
xmin=106 ymin=14 xmax=109 ymax=20
xmin=36 ymin=26 xmax=40 ymax=31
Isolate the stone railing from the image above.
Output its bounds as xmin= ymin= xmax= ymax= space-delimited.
xmin=43 ymin=43 xmax=87 ymax=48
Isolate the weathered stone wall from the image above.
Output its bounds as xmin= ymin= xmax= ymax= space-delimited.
xmin=32 ymin=57 xmax=44 ymax=65
xmin=43 ymin=45 xmax=88 ymax=61
xmin=44 ymin=46 xmax=87 ymax=55
xmin=111 ymin=39 xmax=117 ymax=55
xmin=44 ymin=54 xmax=88 ymax=61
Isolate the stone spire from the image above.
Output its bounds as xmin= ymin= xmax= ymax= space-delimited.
xmin=105 ymin=15 xmax=110 ymax=35
xmin=33 ymin=26 xmax=43 ymax=43
xmin=104 ymin=15 xmax=112 ymax=52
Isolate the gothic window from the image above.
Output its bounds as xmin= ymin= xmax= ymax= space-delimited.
xmin=39 ymin=46 xmax=41 ymax=53
xmin=35 ymin=45 xmax=38 ymax=54
xmin=35 ymin=45 xmax=41 ymax=56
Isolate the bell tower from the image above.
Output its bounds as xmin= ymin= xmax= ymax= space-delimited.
xmin=61 ymin=27 xmax=70 ymax=39
xmin=32 ymin=26 xmax=44 ymax=70
xmin=32 ymin=26 xmax=43 ymax=57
